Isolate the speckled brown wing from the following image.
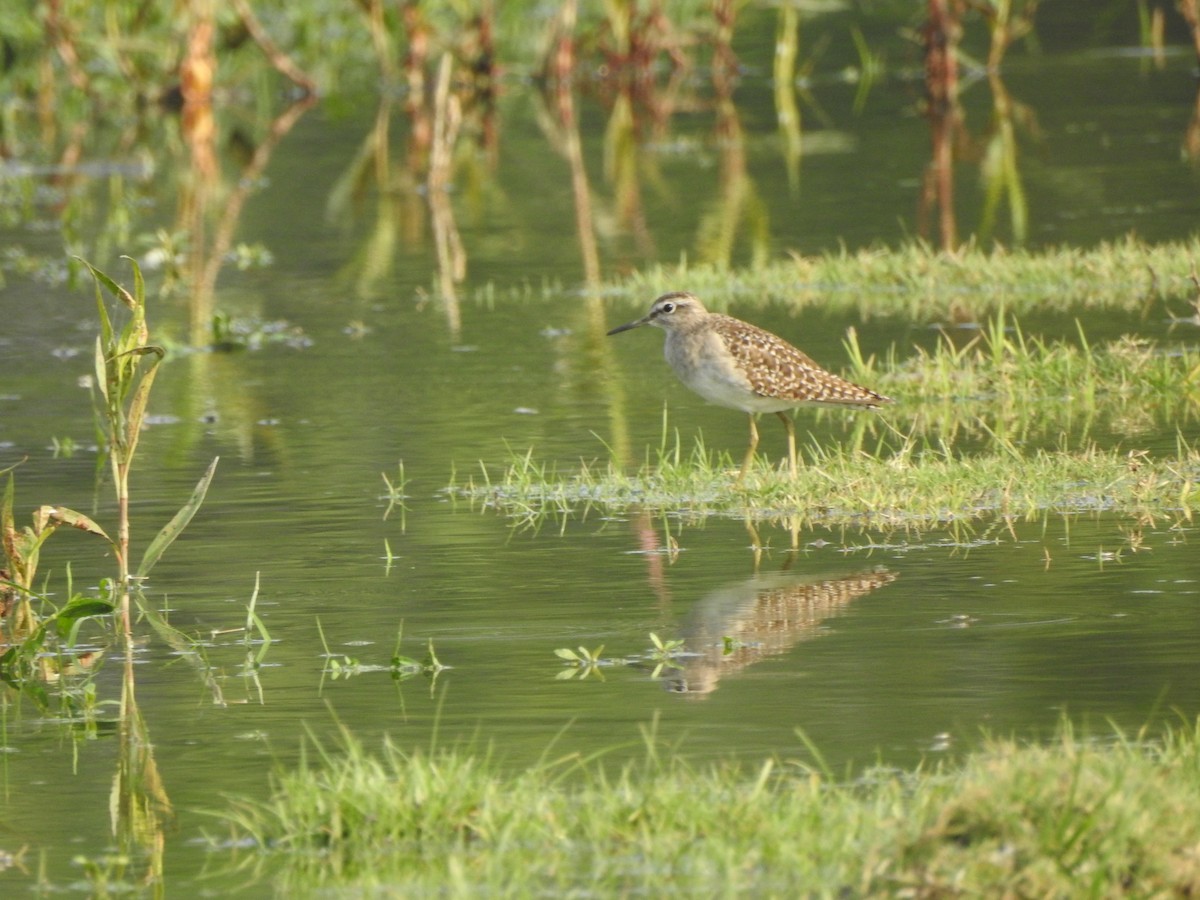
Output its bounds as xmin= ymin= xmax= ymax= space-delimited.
xmin=710 ymin=315 xmax=890 ymax=408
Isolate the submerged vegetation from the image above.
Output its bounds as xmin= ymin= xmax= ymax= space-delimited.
xmin=222 ymin=718 xmax=1200 ymax=896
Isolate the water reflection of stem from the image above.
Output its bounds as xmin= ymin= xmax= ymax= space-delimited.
xmin=329 ymin=100 xmax=398 ymax=301
xmin=543 ymin=0 xmax=577 ymax=82
xmin=231 ymin=0 xmax=317 ymax=95
xmin=543 ymin=66 xmax=601 ymax=285
xmin=973 ymin=0 xmax=1040 ymax=70
xmin=605 ymin=89 xmax=656 ymax=261
xmin=924 ymin=0 xmax=960 ymax=108
xmin=919 ymin=98 xmax=960 ymax=252
xmin=1186 ymin=86 xmax=1200 ymax=164
xmin=711 ymin=0 xmax=740 ymax=90
xmin=631 ymin=510 xmax=674 ymax=610
xmin=697 ymin=75 xmax=766 ymax=267
xmin=359 ymin=0 xmax=398 ymax=82
xmin=43 ymin=0 xmax=90 ymax=94
xmin=1181 ymin=0 xmax=1200 ymax=64
xmin=402 ymin=1 xmax=430 ymax=100
xmin=920 ymin=0 xmax=962 ymax=252
xmin=774 ymin=5 xmax=802 ymax=194
xmin=112 ymin=645 xmax=171 ymax=894
xmin=180 ymin=0 xmax=218 ymax=347
xmin=978 ymin=75 xmax=1028 ymax=244
xmin=181 ymin=95 xmax=315 ymax=343
xmin=429 ymin=54 xmax=466 ymax=337
xmin=136 ymin=593 xmax=227 ymax=706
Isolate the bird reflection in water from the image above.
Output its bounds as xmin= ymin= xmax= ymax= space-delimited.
xmin=664 ymin=568 xmax=897 ymax=697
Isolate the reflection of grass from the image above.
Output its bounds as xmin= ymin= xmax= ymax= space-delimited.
xmin=605 ymin=234 xmax=1200 ymax=319
xmin=223 ymin=718 xmax=1200 ymax=897
xmin=455 ymin=436 xmax=1199 ymax=528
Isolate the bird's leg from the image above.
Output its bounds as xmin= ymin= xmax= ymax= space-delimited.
xmin=737 ymin=414 xmax=760 ymax=485
xmin=776 ymin=411 xmax=797 ymax=479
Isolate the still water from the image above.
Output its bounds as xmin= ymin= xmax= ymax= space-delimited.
xmin=3 ymin=10 xmax=1200 ymax=893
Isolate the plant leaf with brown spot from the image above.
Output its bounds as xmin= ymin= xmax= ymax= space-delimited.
xmin=43 ymin=506 xmax=113 ymax=543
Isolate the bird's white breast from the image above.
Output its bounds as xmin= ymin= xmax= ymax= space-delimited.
xmin=663 ymin=328 xmax=794 ymax=413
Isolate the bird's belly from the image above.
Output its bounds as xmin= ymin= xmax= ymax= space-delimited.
xmin=675 ymin=359 xmax=794 ymax=414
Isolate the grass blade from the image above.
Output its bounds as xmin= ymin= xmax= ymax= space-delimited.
xmin=137 ymin=456 xmax=219 ymax=578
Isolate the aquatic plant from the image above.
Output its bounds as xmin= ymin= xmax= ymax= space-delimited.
xmin=1 ymin=259 xmax=218 ymax=687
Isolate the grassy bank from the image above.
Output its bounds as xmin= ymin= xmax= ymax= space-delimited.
xmin=456 ymin=437 xmax=1199 ymax=528
xmin=222 ymin=720 xmax=1200 ymax=896
xmin=602 ymin=234 xmax=1200 ymax=320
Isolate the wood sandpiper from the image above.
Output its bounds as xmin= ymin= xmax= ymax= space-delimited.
xmin=607 ymin=291 xmax=891 ymax=483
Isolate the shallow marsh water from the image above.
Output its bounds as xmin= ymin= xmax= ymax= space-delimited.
xmin=3 ymin=9 xmax=1200 ymax=893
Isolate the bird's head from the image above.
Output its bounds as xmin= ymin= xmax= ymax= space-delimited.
xmin=606 ymin=292 xmax=707 ymax=335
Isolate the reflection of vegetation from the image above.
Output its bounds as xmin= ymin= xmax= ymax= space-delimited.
xmin=977 ymin=76 xmax=1035 ymax=244
xmin=3 ymin=0 xmax=1195 ymax=302
xmin=221 ymin=717 xmax=1200 ymax=896
xmin=109 ymin=653 xmax=172 ymax=894
xmin=554 ymin=642 xmax=608 ymax=680
xmin=1181 ymin=0 xmax=1200 ymax=64
xmin=975 ymin=0 xmax=1041 ymax=69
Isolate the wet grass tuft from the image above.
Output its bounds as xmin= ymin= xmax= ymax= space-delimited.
xmin=220 ymin=718 xmax=1200 ymax=896
xmin=607 ymin=234 xmax=1200 ymax=320
xmin=454 ymin=435 xmax=1200 ymax=529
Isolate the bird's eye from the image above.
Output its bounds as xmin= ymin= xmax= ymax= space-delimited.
xmin=661 ymin=302 xmax=676 ymax=314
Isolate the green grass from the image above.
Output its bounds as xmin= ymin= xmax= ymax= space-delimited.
xmin=456 ymin=437 xmax=1199 ymax=528
xmin=603 ymin=234 xmax=1200 ymax=320
xmin=851 ymin=314 xmax=1200 ymax=405
xmin=846 ymin=314 xmax=1200 ymax=444
xmin=220 ymin=718 xmax=1200 ymax=896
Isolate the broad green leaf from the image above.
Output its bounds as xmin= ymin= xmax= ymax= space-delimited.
xmin=12 ymin=522 xmax=58 ymax=576
xmin=81 ymin=259 xmax=116 ymax=354
xmin=42 ymin=506 xmax=112 ymax=543
xmin=122 ymin=348 xmax=164 ymax=456
xmin=81 ymin=256 xmax=136 ymax=311
xmin=60 ymin=598 xmax=116 ymax=618
xmin=137 ymin=457 xmax=219 ymax=578
xmin=125 ymin=255 xmax=149 ymax=345
xmin=53 ymin=595 xmax=117 ymax=640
